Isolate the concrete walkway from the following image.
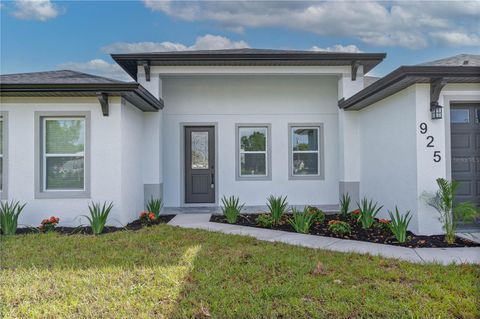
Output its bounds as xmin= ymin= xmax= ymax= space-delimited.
xmin=168 ymin=214 xmax=480 ymax=265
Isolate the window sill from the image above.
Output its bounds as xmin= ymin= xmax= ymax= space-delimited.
xmin=35 ymin=190 xmax=91 ymax=199
xmin=236 ymin=176 xmax=272 ymax=181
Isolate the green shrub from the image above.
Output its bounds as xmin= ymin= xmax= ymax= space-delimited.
xmin=256 ymin=214 xmax=274 ymax=228
xmin=424 ymin=178 xmax=479 ymax=244
xmin=221 ymin=195 xmax=244 ymax=224
xmin=356 ymin=197 xmax=382 ymax=229
xmin=388 ymin=207 xmax=412 ymax=243
xmin=0 ymin=200 xmax=26 ymax=235
xmin=84 ymin=201 xmax=114 ymax=235
xmin=306 ymin=206 xmax=325 ymax=223
xmin=146 ymin=197 xmax=163 ymax=219
xmin=339 ymin=193 xmax=351 ymax=220
xmin=328 ymin=220 xmax=351 ymax=236
xmin=289 ymin=207 xmax=315 ymax=234
xmin=266 ymin=195 xmax=288 ymax=225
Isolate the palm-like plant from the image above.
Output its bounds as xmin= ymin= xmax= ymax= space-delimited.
xmin=356 ymin=197 xmax=382 ymax=229
xmin=388 ymin=207 xmax=412 ymax=243
xmin=221 ymin=195 xmax=244 ymax=224
xmin=266 ymin=195 xmax=288 ymax=225
xmin=289 ymin=207 xmax=314 ymax=234
xmin=84 ymin=201 xmax=113 ymax=235
xmin=426 ymin=178 xmax=478 ymax=244
xmin=339 ymin=193 xmax=351 ymax=220
xmin=146 ymin=197 xmax=163 ymax=219
xmin=0 ymin=200 xmax=26 ymax=235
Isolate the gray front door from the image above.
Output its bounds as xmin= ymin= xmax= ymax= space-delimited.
xmin=185 ymin=126 xmax=215 ymax=203
xmin=450 ymin=103 xmax=480 ymax=227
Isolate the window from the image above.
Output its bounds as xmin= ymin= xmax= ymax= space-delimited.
xmin=289 ymin=124 xmax=324 ymax=180
xmin=36 ymin=112 xmax=90 ymax=198
xmin=0 ymin=112 xmax=7 ymax=199
xmin=450 ymin=109 xmax=470 ymax=124
xmin=236 ymin=124 xmax=271 ymax=180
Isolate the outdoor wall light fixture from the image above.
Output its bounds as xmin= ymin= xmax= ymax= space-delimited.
xmin=430 ymin=102 xmax=443 ymax=120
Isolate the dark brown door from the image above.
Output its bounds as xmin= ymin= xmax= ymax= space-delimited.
xmin=450 ymin=103 xmax=480 ymax=228
xmin=185 ymin=126 xmax=215 ymax=203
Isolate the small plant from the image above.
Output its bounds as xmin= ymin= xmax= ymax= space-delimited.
xmin=289 ymin=207 xmax=315 ymax=234
xmin=0 ymin=200 xmax=26 ymax=235
xmin=339 ymin=193 xmax=351 ymax=220
xmin=388 ymin=207 xmax=412 ymax=243
xmin=266 ymin=195 xmax=288 ymax=225
xmin=328 ymin=220 xmax=351 ymax=236
xmin=146 ymin=197 xmax=163 ymax=219
xmin=424 ymin=178 xmax=479 ymax=244
xmin=84 ymin=201 xmax=113 ymax=235
xmin=306 ymin=206 xmax=325 ymax=223
xmin=221 ymin=195 xmax=245 ymax=224
xmin=350 ymin=209 xmax=360 ymax=220
xmin=140 ymin=211 xmax=156 ymax=226
xmin=356 ymin=198 xmax=383 ymax=229
xmin=376 ymin=218 xmax=391 ymax=232
xmin=256 ymin=214 xmax=274 ymax=228
xmin=40 ymin=216 xmax=59 ymax=233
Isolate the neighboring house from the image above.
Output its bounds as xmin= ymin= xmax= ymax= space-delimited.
xmin=0 ymin=49 xmax=479 ymax=235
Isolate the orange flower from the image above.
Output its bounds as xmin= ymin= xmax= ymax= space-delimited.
xmin=148 ymin=212 xmax=156 ymax=221
xmin=378 ymin=219 xmax=390 ymax=224
xmin=328 ymin=220 xmax=341 ymax=225
xmin=351 ymin=209 xmax=360 ymax=215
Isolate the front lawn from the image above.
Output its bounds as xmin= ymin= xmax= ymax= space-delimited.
xmin=1 ymin=225 xmax=479 ymax=318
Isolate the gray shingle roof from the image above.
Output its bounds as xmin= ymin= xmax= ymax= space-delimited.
xmin=0 ymin=70 xmax=126 ymax=84
xmin=418 ymin=54 xmax=480 ymax=67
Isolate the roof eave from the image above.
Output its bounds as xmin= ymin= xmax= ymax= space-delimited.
xmin=339 ymin=66 xmax=480 ymax=110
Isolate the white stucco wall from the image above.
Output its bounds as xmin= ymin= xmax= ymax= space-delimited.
xmin=358 ymin=86 xmax=420 ymax=231
xmin=0 ymin=96 xmax=145 ymax=227
xmin=161 ymin=75 xmax=340 ymax=207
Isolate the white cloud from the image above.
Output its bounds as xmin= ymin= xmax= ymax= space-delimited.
xmin=102 ymin=34 xmax=249 ymax=53
xmin=12 ymin=0 xmax=60 ymax=21
xmin=143 ymin=0 xmax=480 ymax=49
xmin=430 ymin=31 xmax=480 ymax=47
xmin=310 ymin=44 xmax=362 ymax=53
xmin=58 ymin=59 xmax=132 ymax=81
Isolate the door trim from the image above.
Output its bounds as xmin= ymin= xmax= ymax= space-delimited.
xmin=179 ymin=122 xmax=219 ymax=206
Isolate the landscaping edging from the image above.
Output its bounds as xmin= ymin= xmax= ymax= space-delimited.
xmin=168 ymin=214 xmax=480 ymax=265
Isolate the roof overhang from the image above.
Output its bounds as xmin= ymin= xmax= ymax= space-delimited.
xmin=111 ymin=52 xmax=386 ymax=81
xmin=339 ymin=66 xmax=480 ymax=110
xmin=0 ymin=82 xmax=164 ymax=112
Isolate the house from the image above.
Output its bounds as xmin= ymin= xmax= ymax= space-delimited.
xmin=1 ymin=50 xmax=479 ymax=235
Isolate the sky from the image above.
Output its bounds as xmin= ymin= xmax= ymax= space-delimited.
xmin=1 ymin=0 xmax=479 ymax=81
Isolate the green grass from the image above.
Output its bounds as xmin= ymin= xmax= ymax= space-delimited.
xmin=1 ymin=225 xmax=479 ymax=318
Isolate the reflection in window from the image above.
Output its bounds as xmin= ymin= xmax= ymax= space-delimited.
xmin=451 ymin=109 xmax=470 ymax=124
xmin=191 ymin=131 xmax=209 ymax=169
xmin=239 ymin=127 xmax=267 ymax=176
xmin=43 ymin=118 xmax=85 ymax=190
xmin=291 ymin=127 xmax=320 ymax=176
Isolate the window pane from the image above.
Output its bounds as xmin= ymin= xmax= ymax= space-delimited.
xmin=240 ymin=127 xmax=266 ymax=151
xmin=46 ymin=119 xmax=85 ymax=154
xmin=46 ymin=157 xmax=84 ymax=189
xmin=450 ymin=109 xmax=469 ymax=124
xmin=191 ymin=131 xmax=208 ymax=169
xmin=293 ymin=153 xmax=318 ymax=175
xmin=292 ymin=128 xmax=318 ymax=151
xmin=241 ymin=153 xmax=266 ymax=176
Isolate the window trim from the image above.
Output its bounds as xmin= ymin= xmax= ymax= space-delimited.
xmin=0 ymin=112 xmax=8 ymax=200
xmin=35 ymin=111 xmax=91 ymax=199
xmin=235 ymin=123 xmax=272 ymax=181
xmin=288 ymin=123 xmax=325 ymax=181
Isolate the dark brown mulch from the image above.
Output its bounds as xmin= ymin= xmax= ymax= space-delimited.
xmin=13 ymin=215 xmax=176 ymax=236
xmin=210 ymin=213 xmax=480 ymax=248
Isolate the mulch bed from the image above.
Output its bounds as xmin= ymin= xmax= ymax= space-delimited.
xmin=210 ymin=213 xmax=480 ymax=248
xmin=13 ymin=215 xmax=176 ymax=236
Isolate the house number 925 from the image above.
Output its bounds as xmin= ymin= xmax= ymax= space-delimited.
xmin=419 ymin=122 xmax=441 ymax=163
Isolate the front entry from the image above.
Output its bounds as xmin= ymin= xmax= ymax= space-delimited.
xmin=450 ymin=103 xmax=480 ymax=228
xmin=185 ymin=126 xmax=215 ymax=203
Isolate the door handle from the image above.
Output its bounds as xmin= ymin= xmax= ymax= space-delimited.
xmin=211 ymin=172 xmax=215 ymax=189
